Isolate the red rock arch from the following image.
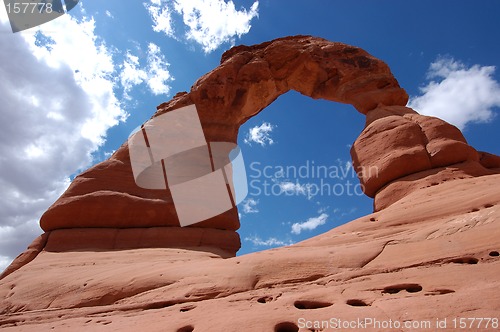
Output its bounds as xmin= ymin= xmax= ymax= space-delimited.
xmin=39 ymin=36 xmax=500 ymax=256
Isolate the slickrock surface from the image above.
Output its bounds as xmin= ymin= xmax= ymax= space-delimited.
xmin=1 ymin=175 xmax=500 ymax=331
xmin=1 ymin=36 xmax=500 ymax=331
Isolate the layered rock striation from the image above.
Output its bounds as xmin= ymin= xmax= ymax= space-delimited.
xmin=38 ymin=36 xmax=410 ymax=242
xmin=1 ymin=175 xmax=500 ymax=331
xmin=1 ymin=36 xmax=500 ymax=331
xmin=35 ymin=35 xmax=499 ymax=255
xmin=352 ymin=105 xmax=500 ymax=210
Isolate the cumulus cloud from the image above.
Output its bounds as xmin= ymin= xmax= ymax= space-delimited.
xmin=279 ymin=181 xmax=307 ymax=194
xmin=409 ymin=56 xmax=500 ymax=130
xmin=244 ymin=122 xmax=275 ymax=146
xmin=144 ymin=0 xmax=259 ymax=53
xmin=244 ymin=236 xmax=293 ymax=247
xmin=119 ymin=43 xmax=173 ymax=99
xmin=144 ymin=0 xmax=175 ymax=36
xmin=240 ymin=198 xmax=259 ymax=214
xmin=277 ymin=181 xmax=315 ymax=199
xmin=173 ymin=0 xmax=259 ymax=53
xmin=146 ymin=43 xmax=172 ymax=95
xmin=0 ymin=9 xmax=126 ymax=271
xmin=291 ymin=213 xmax=329 ymax=235
xmin=120 ymin=52 xmax=148 ymax=99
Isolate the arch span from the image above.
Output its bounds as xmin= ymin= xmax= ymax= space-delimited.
xmin=39 ymin=36 xmax=500 ymax=256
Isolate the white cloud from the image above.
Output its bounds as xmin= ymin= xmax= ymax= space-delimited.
xmin=144 ymin=0 xmax=259 ymax=53
xmin=244 ymin=236 xmax=293 ymax=247
xmin=0 ymin=255 xmax=11 ymax=272
xmin=278 ymin=181 xmax=314 ymax=199
xmin=119 ymin=43 xmax=173 ymax=99
xmin=244 ymin=122 xmax=275 ymax=146
xmin=0 ymin=8 xmax=126 ymax=271
xmin=173 ymin=0 xmax=259 ymax=53
xmin=144 ymin=0 xmax=175 ymax=36
xmin=409 ymin=56 xmax=500 ymax=130
xmin=146 ymin=43 xmax=172 ymax=95
xmin=273 ymin=180 xmax=316 ymax=200
xmin=120 ymin=52 xmax=148 ymax=99
xmin=105 ymin=10 xmax=114 ymax=19
xmin=317 ymin=206 xmax=328 ymax=214
xmin=291 ymin=213 xmax=329 ymax=235
xmin=240 ymin=198 xmax=259 ymax=214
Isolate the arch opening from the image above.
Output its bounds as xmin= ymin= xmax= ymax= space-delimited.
xmin=37 ymin=36 xmax=410 ymax=257
xmin=236 ymin=91 xmax=372 ymax=255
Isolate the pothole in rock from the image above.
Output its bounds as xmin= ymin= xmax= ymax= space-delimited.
xmin=180 ymin=304 xmax=196 ymax=312
xmin=294 ymin=300 xmax=333 ymax=309
xmin=382 ymin=283 xmax=423 ymax=294
xmin=176 ymin=325 xmax=194 ymax=332
xmin=346 ymin=299 xmax=370 ymax=307
xmin=274 ymin=322 xmax=299 ymax=332
xmin=257 ymin=295 xmax=274 ymax=304
xmin=425 ymin=289 xmax=455 ymax=296
xmin=448 ymin=257 xmax=479 ymax=264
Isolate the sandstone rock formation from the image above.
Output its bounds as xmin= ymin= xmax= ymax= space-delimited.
xmin=1 ymin=176 xmax=499 ymax=331
xmin=351 ymin=105 xmax=500 ymax=210
xmin=36 ymin=36 xmax=498 ymax=251
xmin=1 ymin=36 xmax=500 ymax=331
xmin=37 ymin=35 xmax=410 ymax=251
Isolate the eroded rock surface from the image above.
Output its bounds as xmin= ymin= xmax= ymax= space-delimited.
xmin=1 ymin=176 xmax=499 ymax=331
xmin=350 ymin=105 xmax=498 ymax=210
xmin=1 ymin=36 xmax=500 ymax=331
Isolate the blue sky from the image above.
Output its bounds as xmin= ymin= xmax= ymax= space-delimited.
xmin=1 ymin=0 xmax=500 ymax=267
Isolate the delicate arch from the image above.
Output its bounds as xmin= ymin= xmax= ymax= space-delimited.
xmin=40 ymin=36 xmax=497 ymax=255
